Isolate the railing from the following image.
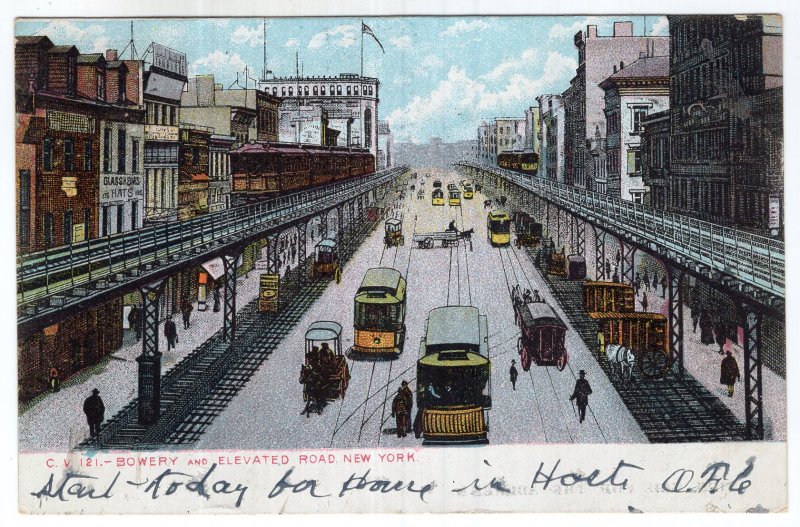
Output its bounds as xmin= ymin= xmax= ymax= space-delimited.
xmin=17 ymin=167 xmax=407 ymax=308
xmin=461 ymin=162 xmax=784 ymax=299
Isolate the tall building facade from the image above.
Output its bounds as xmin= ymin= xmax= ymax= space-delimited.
xmin=640 ymin=109 xmax=671 ymax=208
xmin=376 ymin=120 xmax=393 ymax=170
xmin=666 ymin=15 xmax=783 ymax=235
xmin=258 ymin=74 xmax=379 ymax=157
xmin=565 ymin=21 xmax=669 ymax=190
xmin=537 ymin=94 xmax=566 ymax=182
xmin=523 ymin=106 xmax=540 ymax=155
xmin=600 ymin=55 xmax=670 ymax=202
xmin=494 ymin=117 xmax=526 ymax=158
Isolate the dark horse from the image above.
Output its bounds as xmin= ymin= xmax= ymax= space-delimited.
xmin=460 ymin=228 xmax=475 ymax=251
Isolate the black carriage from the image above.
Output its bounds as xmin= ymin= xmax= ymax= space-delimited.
xmin=513 ymin=294 xmax=568 ymax=371
xmin=301 ymin=321 xmax=350 ymax=405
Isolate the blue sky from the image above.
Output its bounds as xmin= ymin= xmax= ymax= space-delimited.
xmin=16 ymin=16 xmax=668 ymax=143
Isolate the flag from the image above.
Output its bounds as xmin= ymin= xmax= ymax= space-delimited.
xmin=362 ymin=22 xmax=385 ymax=53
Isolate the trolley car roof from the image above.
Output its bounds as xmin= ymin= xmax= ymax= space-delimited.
xmin=305 ymin=321 xmax=342 ymax=340
xmin=385 ymin=218 xmax=402 ymax=226
xmin=425 ymin=306 xmax=481 ymax=350
xmin=316 ymin=239 xmax=337 ymax=249
xmin=356 ymin=268 xmax=405 ymax=303
xmin=489 ymin=210 xmax=510 ymax=220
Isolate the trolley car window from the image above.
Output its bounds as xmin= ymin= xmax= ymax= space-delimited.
xmin=490 ymin=219 xmax=510 ymax=233
xmin=355 ymin=303 xmax=400 ymax=328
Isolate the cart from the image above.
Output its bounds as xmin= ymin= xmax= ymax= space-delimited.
xmin=311 ymin=239 xmax=342 ymax=283
xmin=413 ymin=231 xmax=461 ymax=249
xmin=303 ymin=321 xmax=350 ymax=401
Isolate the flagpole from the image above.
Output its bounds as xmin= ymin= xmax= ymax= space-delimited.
xmin=360 ymin=20 xmax=364 ymax=149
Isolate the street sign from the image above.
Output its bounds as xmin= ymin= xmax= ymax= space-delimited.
xmin=259 ymin=274 xmax=279 ymax=312
xmin=72 ymin=223 xmax=85 ymax=243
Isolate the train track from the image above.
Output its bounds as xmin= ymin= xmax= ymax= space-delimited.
xmin=520 ymin=245 xmax=747 ymax=443
xmin=80 ymin=204 xmax=394 ymax=450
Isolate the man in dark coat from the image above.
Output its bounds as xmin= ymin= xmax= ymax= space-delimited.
xmin=660 ymin=275 xmax=668 ymax=298
xmin=164 ymin=316 xmax=178 ymax=351
xmin=640 ymin=292 xmax=649 ymax=312
xmin=699 ymin=309 xmax=715 ymax=345
xmin=400 ymin=380 xmax=414 ymax=433
xmin=509 ymin=360 xmax=518 ymax=391
xmin=181 ymin=299 xmax=193 ymax=329
xmin=690 ymin=296 xmax=701 ymax=333
xmin=714 ymin=320 xmax=728 ymax=355
xmin=720 ymin=350 xmax=741 ymax=397
xmin=213 ymin=285 xmax=221 ymax=313
xmin=83 ymin=388 xmax=105 ymax=438
xmin=391 ymin=387 xmax=410 ymax=438
xmin=569 ymin=370 xmax=592 ymax=423
xmin=128 ymin=306 xmax=141 ymax=341
xmin=642 ymin=269 xmax=650 ymax=292
xmin=49 ymin=367 xmax=60 ymax=393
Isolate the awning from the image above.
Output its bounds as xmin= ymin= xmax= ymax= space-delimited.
xmin=192 ymin=173 xmax=209 ymax=182
xmin=201 ymin=258 xmax=225 ymax=281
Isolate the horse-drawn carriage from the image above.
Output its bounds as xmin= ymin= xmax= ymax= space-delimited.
xmin=413 ymin=229 xmax=472 ymax=249
xmin=547 ymin=249 xmax=567 ymax=276
xmin=567 ymin=254 xmax=587 ymax=280
xmin=384 ymin=218 xmax=405 ymax=247
xmin=592 ymin=312 xmax=671 ymax=380
xmin=513 ymin=212 xmax=543 ymax=248
xmin=299 ymin=322 xmax=350 ymax=416
xmin=311 ymin=239 xmax=342 ymax=283
xmin=512 ymin=288 xmax=568 ymax=371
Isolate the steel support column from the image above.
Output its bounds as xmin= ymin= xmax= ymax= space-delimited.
xmin=266 ymin=234 xmax=279 ymax=274
xmin=319 ymin=213 xmax=328 ymax=241
xmin=576 ymin=219 xmax=586 ymax=256
xmin=667 ymin=267 xmax=684 ymax=376
xmin=742 ymin=303 xmax=764 ymax=440
xmin=222 ymin=249 xmax=241 ymax=342
xmin=595 ymin=229 xmax=606 ymax=280
xmin=621 ymin=242 xmax=635 ymax=285
xmin=136 ymin=278 xmax=166 ymax=425
xmin=297 ymin=220 xmax=308 ymax=270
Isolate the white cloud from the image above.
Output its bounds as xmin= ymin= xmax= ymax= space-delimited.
xmin=481 ymin=48 xmax=539 ymax=81
xmin=284 ymin=38 xmax=298 ymax=48
xmin=308 ymin=24 xmax=357 ymax=50
xmin=230 ymin=22 xmax=264 ymax=48
xmin=439 ymin=19 xmax=490 ymax=37
xmin=32 ymin=20 xmax=110 ymax=53
xmin=414 ymin=54 xmax=444 ymax=77
xmin=650 ymin=17 xmax=669 ymax=36
xmin=389 ymin=35 xmax=412 ymax=49
xmin=548 ymin=16 xmax=609 ymax=40
xmin=190 ymin=50 xmax=250 ymax=82
xmin=387 ymin=52 xmax=576 ymax=142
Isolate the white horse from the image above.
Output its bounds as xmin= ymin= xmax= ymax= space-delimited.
xmin=605 ymin=344 xmax=636 ymax=383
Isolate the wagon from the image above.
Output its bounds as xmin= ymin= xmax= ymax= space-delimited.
xmin=589 ymin=311 xmax=671 ymax=379
xmin=384 ymin=218 xmax=405 ymax=247
xmin=567 ymin=254 xmax=587 ymax=280
xmin=514 ymin=298 xmax=568 ymax=371
xmin=513 ymin=212 xmax=543 ymax=248
xmin=303 ymin=321 xmax=350 ymax=401
xmin=413 ymin=231 xmax=460 ymax=249
xmin=311 ymin=239 xmax=342 ymax=283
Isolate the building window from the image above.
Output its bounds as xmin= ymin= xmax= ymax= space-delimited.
xmin=43 ymin=137 xmax=53 ymax=171
xmin=336 ymin=85 xmax=342 ymax=95
xmin=272 ymin=87 xmax=277 ymax=96
xmin=288 ymin=87 xmax=293 ymax=96
xmin=627 ymin=150 xmax=641 ymax=174
xmin=131 ymin=200 xmax=138 ymax=229
xmin=132 ymin=139 xmax=140 ymax=173
xmin=64 ymin=139 xmax=74 ymax=171
xmin=320 ymin=85 xmax=326 ymax=95
xmin=354 ymin=85 xmax=359 ymax=95
xmin=44 ymin=212 xmax=54 ymax=247
xmin=281 ymin=87 xmax=286 ymax=96
xmin=304 ymin=86 xmax=309 ymax=96
xmin=364 ymin=108 xmax=372 ymax=148
xmin=116 ymin=204 xmax=124 ymax=233
xmin=632 ymin=107 xmax=648 ymax=133
xmin=161 ymin=105 xmax=167 ymax=124
xmin=117 ymin=129 xmax=127 ymax=173
xmin=170 ymin=106 xmax=176 ymax=126
xmin=103 ymin=128 xmax=112 ymax=172
xmin=330 ymin=85 xmax=335 ymax=95
xmin=63 ymin=209 xmax=73 ymax=245
xmin=97 ymin=73 xmax=105 ymax=100
xmin=313 ymin=85 xmax=318 ymax=95
xmin=19 ymin=170 xmax=30 ymax=247
xmin=84 ymin=139 xmax=92 ymax=171
xmin=347 ymin=85 xmax=352 ymax=95
xmin=101 ymin=205 xmax=109 ymax=237
xmin=119 ymin=73 xmax=126 ymax=101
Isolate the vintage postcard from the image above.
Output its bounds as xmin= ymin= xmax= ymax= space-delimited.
xmin=12 ymin=4 xmax=789 ymax=515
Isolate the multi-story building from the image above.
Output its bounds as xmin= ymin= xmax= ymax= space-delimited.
xmin=476 ymin=121 xmax=492 ymax=163
xmin=494 ymin=118 xmax=526 ymax=159
xmin=666 ymin=15 xmax=783 ymax=235
xmin=258 ymin=73 xmax=380 ymax=157
xmin=523 ymin=106 xmax=540 ymax=155
xmin=177 ymin=126 xmax=211 ymax=221
xmin=376 ymin=120 xmax=393 ymax=170
xmin=536 ymin=94 xmax=566 ymax=182
xmin=564 ymin=21 xmax=669 ymax=190
xmin=208 ymin=133 xmax=236 ymax=213
xmin=600 ymin=55 xmax=670 ymax=202
xmin=143 ymin=43 xmax=187 ymax=224
xmin=277 ymin=104 xmax=333 ymax=145
xmin=640 ymin=109 xmax=671 ymax=208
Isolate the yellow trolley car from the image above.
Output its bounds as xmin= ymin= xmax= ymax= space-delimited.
xmin=487 ymin=210 xmax=511 ymax=247
xmin=352 ymin=268 xmax=407 ymax=356
xmin=432 ymin=188 xmax=445 ymax=206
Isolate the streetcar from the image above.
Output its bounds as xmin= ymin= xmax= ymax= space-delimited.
xmin=311 ymin=239 xmax=341 ymax=283
xmin=583 ymin=281 xmax=635 ymax=314
xmin=513 ymin=297 xmax=568 ymax=371
xmin=487 ymin=210 xmax=511 ymax=247
xmin=448 ymin=188 xmax=462 ymax=206
xmin=463 ymin=185 xmax=474 ymax=200
xmin=432 ymin=188 xmax=445 ymax=206
xmin=588 ymin=311 xmax=671 ymax=379
xmin=384 ymin=218 xmax=405 ymax=248
xmin=433 ymin=179 xmax=442 ymax=189
xmin=416 ymin=306 xmax=491 ymax=445
xmin=352 ymin=268 xmax=407 ymax=356
xmin=513 ymin=212 xmax=543 ymax=248
xmin=301 ymin=321 xmax=350 ymax=402
xmin=497 ymin=149 xmax=539 ymax=176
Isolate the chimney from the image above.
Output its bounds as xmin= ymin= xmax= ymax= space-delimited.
xmin=587 ymin=25 xmax=598 ymax=38
xmin=613 ymin=21 xmax=633 ymax=37
xmin=639 ymin=51 xmax=647 ymax=59
xmin=105 ymin=49 xmax=118 ymax=61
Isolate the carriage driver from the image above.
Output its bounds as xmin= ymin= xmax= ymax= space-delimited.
xmin=446 ymin=220 xmax=459 ymax=233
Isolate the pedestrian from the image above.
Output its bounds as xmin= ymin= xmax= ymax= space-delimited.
xmin=569 ymin=370 xmax=593 ymax=423
xmin=391 ymin=387 xmax=410 ymax=438
xmin=699 ymin=309 xmax=715 ymax=345
xmin=720 ymin=350 xmax=741 ymax=398
xmin=523 ymin=289 xmax=533 ymax=304
xmin=714 ymin=320 xmax=727 ymax=355
xmin=652 ymin=270 xmax=659 ymax=291
xmin=612 ymin=268 xmax=619 ymax=283
xmin=634 ymin=273 xmax=641 ymax=296
xmin=181 ymin=298 xmax=193 ymax=329
xmin=49 ymin=366 xmax=60 ymax=393
xmin=605 ymin=260 xmax=611 ymax=279
xmin=640 ymin=291 xmax=649 ymax=312
xmin=597 ymin=330 xmax=605 ymax=357
xmin=213 ymin=284 xmax=221 ymax=313
xmin=532 ymin=289 xmax=541 ymax=302
xmin=164 ymin=316 xmax=178 ymax=351
xmin=127 ymin=305 xmax=140 ymax=341
xmin=643 ymin=269 xmax=650 ymax=292
xmin=660 ymin=275 xmax=668 ymax=298
xmin=83 ymin=388 xmax=105 ymax=439
xmin=690 ymin=296 xmax=701 ymax=333
xmin=400 ymin=380 xmax=414 ymax=433
xmin=509 ymin=360 xmax=518 ymax=391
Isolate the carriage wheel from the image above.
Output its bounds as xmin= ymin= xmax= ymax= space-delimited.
xmin=639 ymin=349 xmax=669 ymax=380
xmin=621 ymin=361 xmax=633 ymax=384
xmin=518 ymin=338 xmax=532 ymax=371
xmin=556 ymin=349 xmax=568 ymax=372
xmin=424 ymin=238 xmax=434 ymax=249
xmin=400 ymin=235 xmax=405 ymax=246
xmin=335 ymin=267 xmax=342 ymax=284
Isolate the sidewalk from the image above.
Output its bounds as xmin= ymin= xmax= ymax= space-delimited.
xmin=19 ymin=269 xmax=262 ymax=453
xmin=644 ymin=288 xmax=786 ymax=440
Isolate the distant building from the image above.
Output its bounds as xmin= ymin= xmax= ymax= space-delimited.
xmin=476 ymin=121 xmax=493 ymax=164
xmin=537 ymin=94 xmax=566 ymax=182
xmin=258 ymin=74 xmax=380 ymax=157
xmin=524 ymin=107 xmax=540 ymax=155
xmin=600 ymin=55 xmax=670 ymax=202
xmin=494 ymin=118 xmax=526 ymax=163
xmin=640 ymin=109 xmax=671 ymax=208
xmin=377 ymin=120 xmax=393 ymax=170
xmin=208 ymin=134 xmax=236 ymax=213
xmin=564 ymin=21 xmax=669 ymax=190
xmin=277 ymin=104 xmax=334 ymax=146
xmin=665 ymin=15 xmax=783 ymax=235
xmin=178 ymin=126 xmax=211 ymax=221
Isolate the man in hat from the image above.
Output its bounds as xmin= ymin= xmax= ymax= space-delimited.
xmin=400 ymin=380 xmax=414 ymax=433
xmin=391 ymin=387 xmax=410 ymax=438
xmin=83 ymin=388 xmax=105 ymax=439
xmin=720 ymin=350 xmax=741 ymax=398
xmin=509 ymin=360 xmax=519 ymax=391
xmin=570 ymin=371 xmax=593 ymax=424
